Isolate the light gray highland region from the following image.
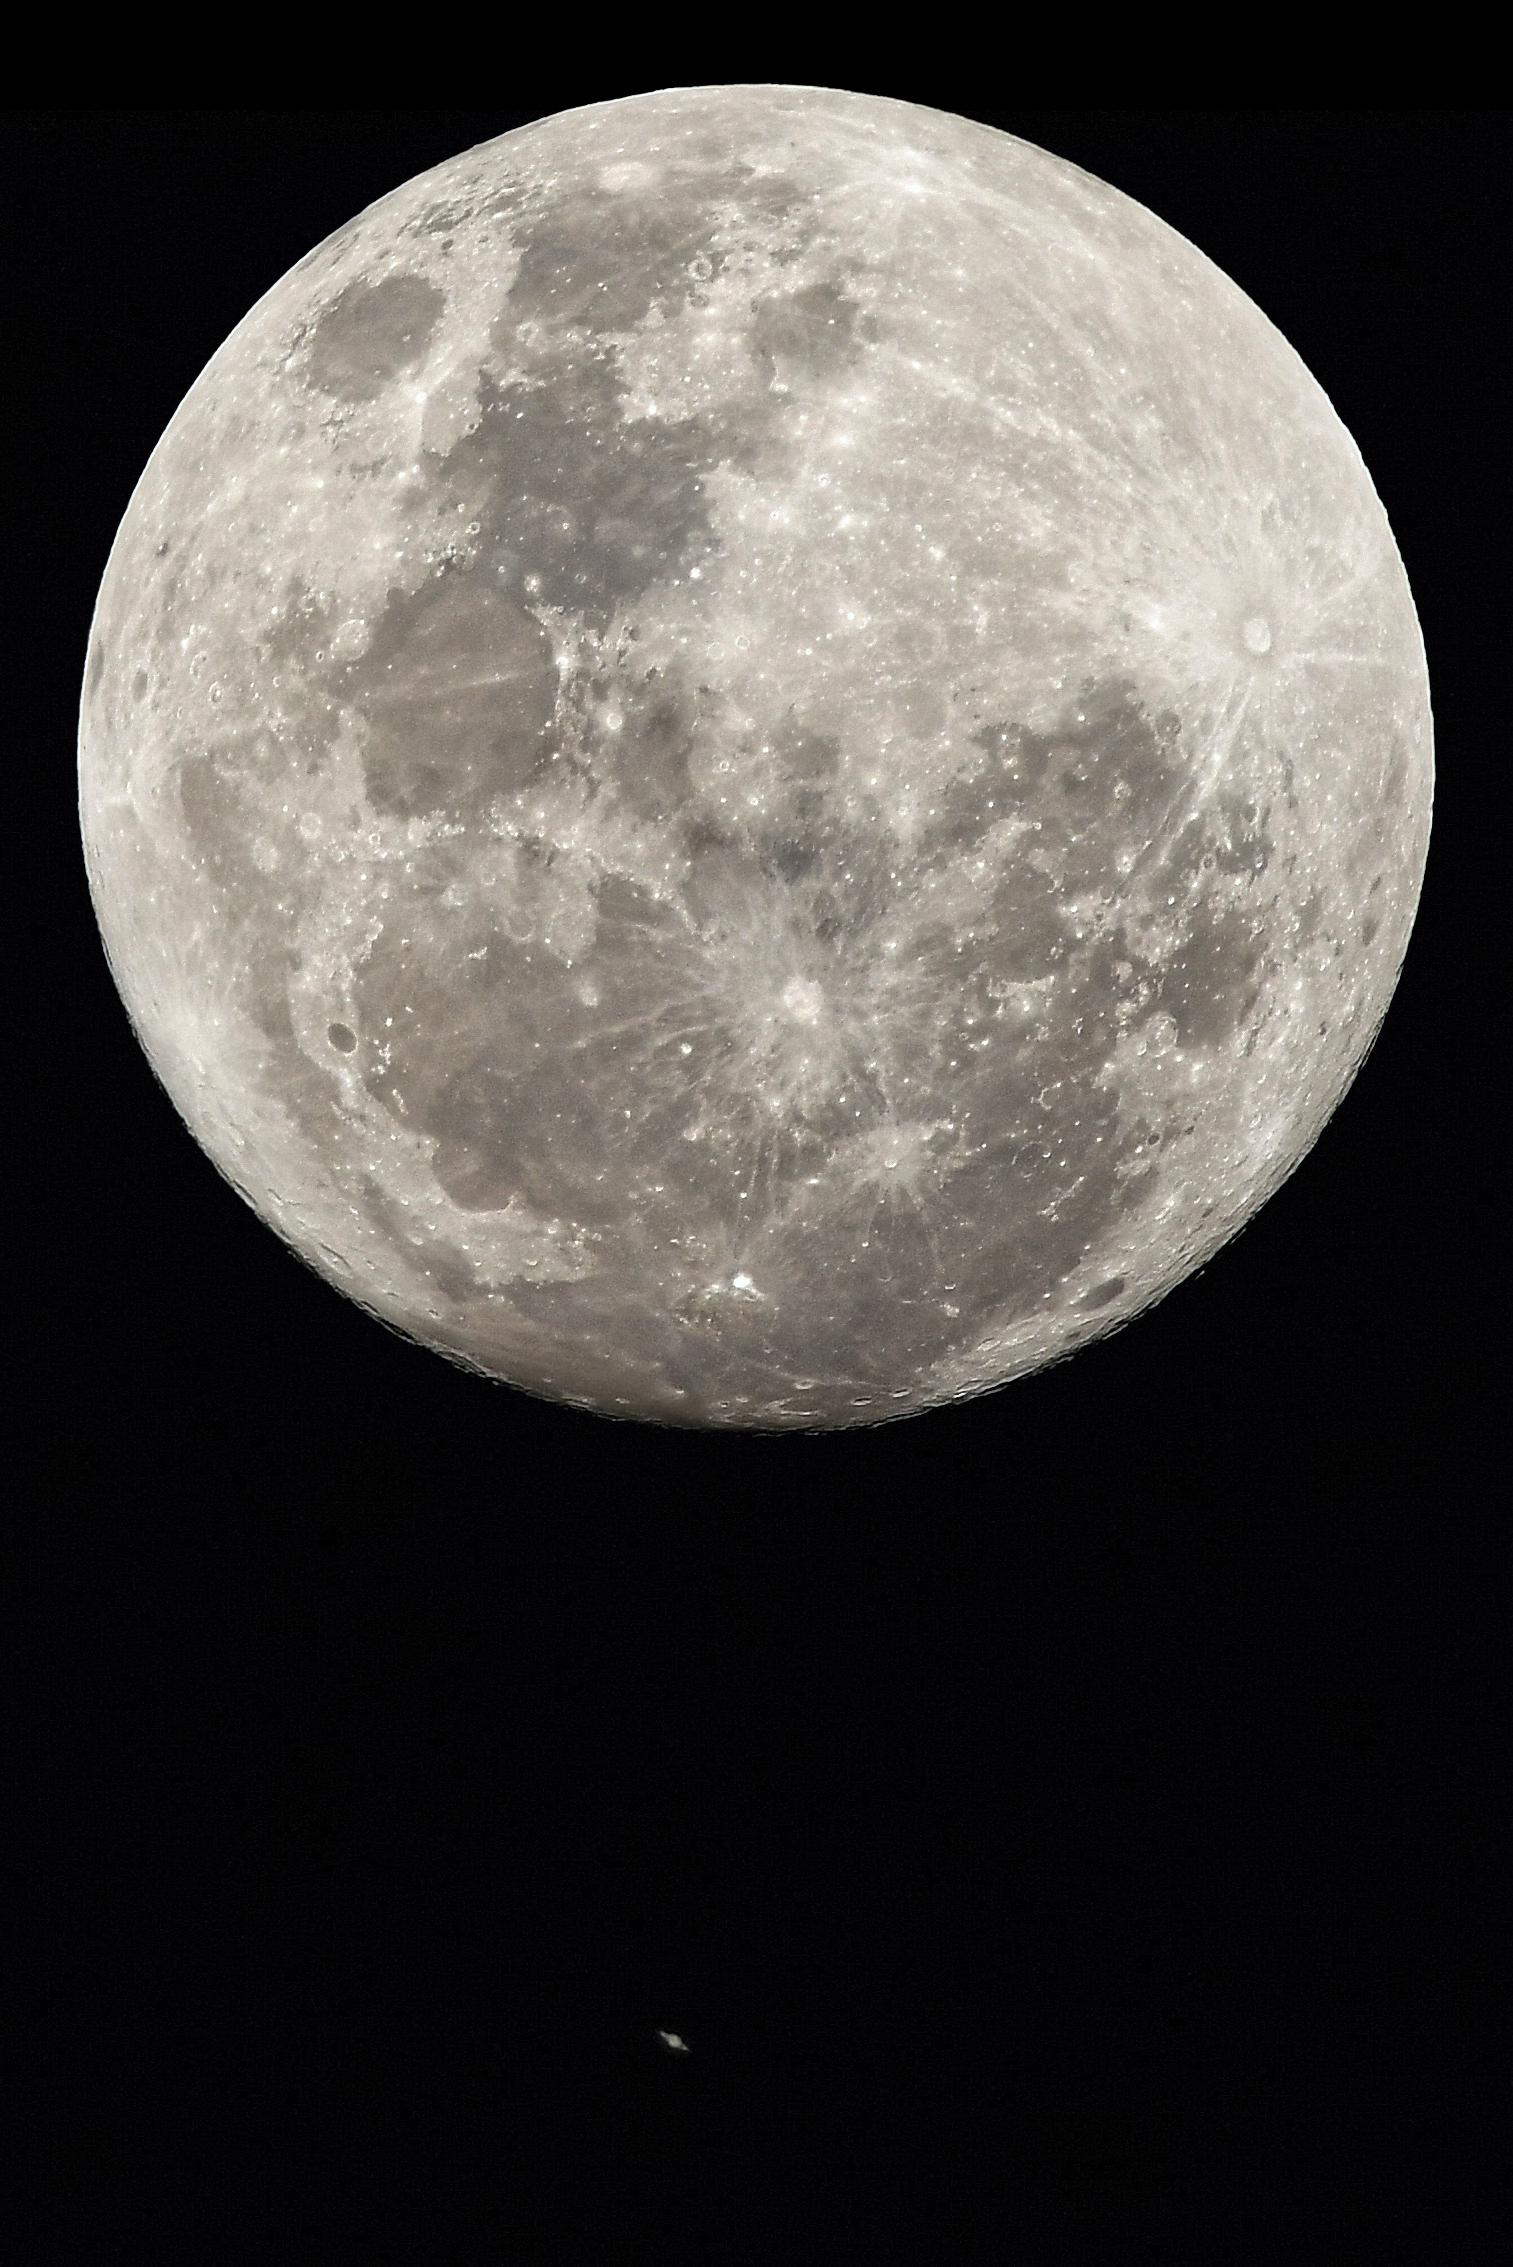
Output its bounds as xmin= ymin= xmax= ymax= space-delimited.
xmin=79 ymin=89 xmax=1432 ymax=1428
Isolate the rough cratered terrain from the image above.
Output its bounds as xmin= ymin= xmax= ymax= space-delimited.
xmin=80 ymin=89 xmax=1432 ymax=1427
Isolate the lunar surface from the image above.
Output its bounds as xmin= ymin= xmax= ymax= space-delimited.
xmin=79 ymin=90 xmax=1432 ymax=1428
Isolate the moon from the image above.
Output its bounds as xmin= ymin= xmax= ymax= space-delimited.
xmin=79 ymin=90 xmax=1432 ymax=1429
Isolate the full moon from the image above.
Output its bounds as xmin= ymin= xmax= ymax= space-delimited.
xmin=80 ymin=91 xmax=1432 ymax=1429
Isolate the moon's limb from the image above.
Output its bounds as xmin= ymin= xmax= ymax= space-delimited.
xmin=79 ymin=90 xmax=1432 ymax=1428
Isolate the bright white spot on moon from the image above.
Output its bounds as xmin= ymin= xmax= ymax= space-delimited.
xmin=79 ymin=88 xmax=1431 ymax=1430
xmin=781 ymin=977 xmax=825 ymax=1026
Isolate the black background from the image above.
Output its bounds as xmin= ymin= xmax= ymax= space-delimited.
xmin=9 ymin=107 xmax=1502 ymax=2260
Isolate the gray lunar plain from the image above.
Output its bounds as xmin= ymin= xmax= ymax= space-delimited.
xmin=79 ymin=89 xmax=1432 ymax=1428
